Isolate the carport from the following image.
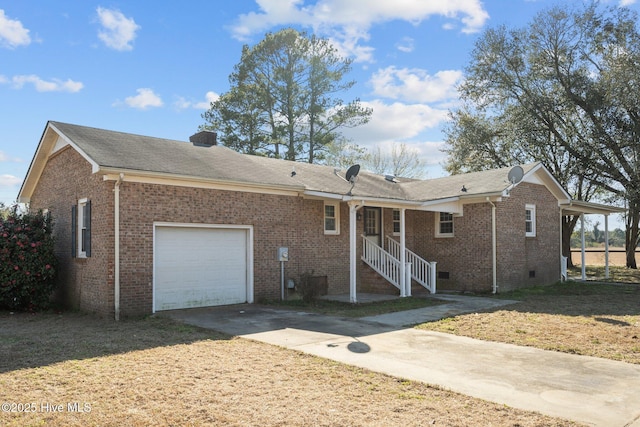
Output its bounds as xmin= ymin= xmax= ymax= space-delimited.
xmin=561 ymin=200 xmax=627 ymax=280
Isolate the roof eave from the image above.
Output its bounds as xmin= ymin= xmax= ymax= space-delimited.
xmin=101 ymin=168 xmax=306 ymax=196
xmin=18 ymin=122 xmax=101 ymax=204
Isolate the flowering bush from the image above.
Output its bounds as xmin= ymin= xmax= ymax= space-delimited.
xmin=0 ymin=205 xmax=57 ymax=311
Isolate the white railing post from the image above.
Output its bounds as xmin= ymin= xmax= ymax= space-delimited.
xmin=405 ymin=262 xmax=412 ymax=297
xmin=362 ymin=235 xmax=401 ymax=290
xmin=429 ymin=261 xmax=437 ymax=294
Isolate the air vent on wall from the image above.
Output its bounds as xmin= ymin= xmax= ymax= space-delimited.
xmin=438 ymin=271 xmax=450 ymax=280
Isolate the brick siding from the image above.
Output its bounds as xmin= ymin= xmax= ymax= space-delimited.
xmin=30 ymin=146 xmax=561 ymax=316
xmin=30 ymin=147 xmax=114 ymax=316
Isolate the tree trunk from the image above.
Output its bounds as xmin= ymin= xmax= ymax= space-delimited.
xmin=625 ymin=201 xmax=640 ymax=269
xmin=562 ymin=215 xmax=579 ymax=269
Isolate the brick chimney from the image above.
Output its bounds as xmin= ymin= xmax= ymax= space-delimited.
xmin=189 ymin=131 xmax=217 ymax=147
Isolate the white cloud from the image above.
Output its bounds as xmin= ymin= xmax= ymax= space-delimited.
xmin=0 ymin=151 xmax=23 ymax=163
xmin=342 ymin=100 xmax=448 ymax=177
xmin=9 ymin=75 xmax=84 ymax=92
xmin=0 ymin=174 xmax=21 ymax=189
xmin=396 ymin=37 xmax=414 ymax=53
xmin=342 ymin=100 xmax=448 ymax=145
xmin=0 ymin=9 xmax=31 ymax=49
xmin=370 ymin=66 xmax=463 ymax=104
xmin=340 ymin=99 xmax=450 ymax=172
xmin=619 ymin=0 xmax=637 ymax=6
xmin=124 ymin=88 xmax=163 ymax=109
xmin=230 ymin=0 xmax=489 ymax=62
xmin=175 ymin=91 xmax=220 ymax=110
xmin=96 ymin=7 xmax=140 ymax=51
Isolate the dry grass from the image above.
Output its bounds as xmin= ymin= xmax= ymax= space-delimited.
xmin=0 ymin=311 xmax=578 ymax=426
xmin=418 ymin=278 xmax=640 ymax=364
xmin=569 ymin=264 xmax=640 ymax=284
xmin=570 ymin=247 xmax=631 ymax=267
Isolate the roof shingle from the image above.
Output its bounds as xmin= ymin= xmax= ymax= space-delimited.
xmin=48 ymin=121 xmax=537 ymax=202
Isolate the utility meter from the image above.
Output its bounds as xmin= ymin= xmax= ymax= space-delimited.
xmin=278 ymin=247 xmax=289 ymax=262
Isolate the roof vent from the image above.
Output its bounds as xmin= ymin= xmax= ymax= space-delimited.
xmin=189 ymin=131 xmax=217 ymax=147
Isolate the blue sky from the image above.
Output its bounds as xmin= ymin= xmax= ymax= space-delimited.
xmin=1 ymin=0 xmax=639 ymax=213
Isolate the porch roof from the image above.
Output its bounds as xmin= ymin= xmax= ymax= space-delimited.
xmin=561 ymin=200 xmax=626 ymax=216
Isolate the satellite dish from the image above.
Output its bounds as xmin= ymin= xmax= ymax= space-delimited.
xmin=507 ymin=166 xmax=524 ymax=184
xmin=345 ymin=164 xmax=361 ymax=183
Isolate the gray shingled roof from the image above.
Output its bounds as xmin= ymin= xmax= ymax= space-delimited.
xmin=49 ymin=121 xmax=535 ymax=203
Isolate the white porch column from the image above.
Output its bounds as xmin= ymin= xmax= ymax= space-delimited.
xmin=399 ymin=208 xmax=409 ymax=297
xmin=581 ymin=213 xmax=586 ymax=280
xmin=604 ymin=214 xmax=610 ymax=279
xmin=349 ymin=202 xmax=358 ymax=303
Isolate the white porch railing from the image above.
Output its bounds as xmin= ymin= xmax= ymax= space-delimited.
xmin=387 ymin=237 xmax=437 ymax=294
xmin=362 ymin=236 xmax=401 ymax=290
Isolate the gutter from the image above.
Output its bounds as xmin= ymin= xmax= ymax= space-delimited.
xmin=114 ymin=173 xmax=124 ymax=321
xmin=487 ymin=197 xmax=498 ymax=294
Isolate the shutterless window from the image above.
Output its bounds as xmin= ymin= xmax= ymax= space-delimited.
xmin=324 ymin=202 xmax=339 ymax=235
xmin=525 ymin=204 xmax=536 ymax=237
xmin=436 ymin=212 xmax=454 ymax=237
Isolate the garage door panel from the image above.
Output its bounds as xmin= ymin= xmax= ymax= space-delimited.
xmin=154 ymin=226 xmax=248 ymax=311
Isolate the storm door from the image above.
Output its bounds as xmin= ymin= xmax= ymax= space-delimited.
xmin=363 ymin=207 xmax=382 ymax=247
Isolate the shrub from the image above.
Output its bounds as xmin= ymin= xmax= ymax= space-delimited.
xmin=0 ymin=205 xmax=57 ymax=311
xmin=296 ymin=271 xmax=327 ymax=303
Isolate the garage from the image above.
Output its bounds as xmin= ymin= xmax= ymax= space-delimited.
xmin=153 ymin=224 xmax=253 ymax=311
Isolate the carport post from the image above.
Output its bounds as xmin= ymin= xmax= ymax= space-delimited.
xmin=604 ymin=214 xmax=610 ymax=279
xmin=581 ymin=214 xmax=586 ymax=280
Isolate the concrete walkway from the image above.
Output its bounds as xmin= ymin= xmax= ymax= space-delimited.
xmin=163 ymin=295 xmax=640 ymax=427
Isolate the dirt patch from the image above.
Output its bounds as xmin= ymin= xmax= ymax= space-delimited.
xmin=0 ymin=312 xmax=578 ymax=426
xmin=418 ymin=281 xmax=640 ymax=364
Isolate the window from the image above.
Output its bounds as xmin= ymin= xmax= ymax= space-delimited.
xmin=392 ymin=209 xmax=400 ymax=235
xmin=436 ymin=212 xmax=454 ymax=237
xmin=72 ymin=199 xmax=91 ymax=257
xmin=324 ymin=202 xmax=339 ymax=235
xmin=525 ymin=204 xmax=536 ymax=237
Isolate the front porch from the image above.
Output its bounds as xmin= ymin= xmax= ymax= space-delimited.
xmin=347 ymin=202 xmax=442 ymax=303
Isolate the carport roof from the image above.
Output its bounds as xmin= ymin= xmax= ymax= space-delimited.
xmin=19 ymin=121 xmax=569 ymax=206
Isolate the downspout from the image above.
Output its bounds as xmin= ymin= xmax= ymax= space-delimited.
xmin=487 ymin=198 xmax=497 ymax=294
xmin=114 ymin=173 xmax=124 ymax=321
xmin=348 ymin=201 xmax=359 ymax=303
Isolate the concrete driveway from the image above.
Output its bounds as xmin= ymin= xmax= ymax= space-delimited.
xmin=162 ymin=295 xmax=640 ymax=427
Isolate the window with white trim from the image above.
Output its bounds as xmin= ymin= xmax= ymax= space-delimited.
xmin=436 ymin=212 xmax=454 ymax=237
xmin=324 ymin=202 xmax=339 ymax=235
xmin=392 ymin=209 xmax=400 ymax=235
xmin=525 ymin=204 xmax=536 ymax=237
xmin=72 ymin=198 xmax=91 ymax=257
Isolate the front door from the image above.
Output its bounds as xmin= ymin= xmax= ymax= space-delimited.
xmin=364 ymin=207 xmax=382 ymax=247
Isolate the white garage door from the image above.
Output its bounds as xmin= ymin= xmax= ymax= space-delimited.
xmin=154 ymin=225 xmax=250 ymax=311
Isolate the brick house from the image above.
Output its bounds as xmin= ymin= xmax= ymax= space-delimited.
xmin=17 ymin=121 xmax=597 ymax=318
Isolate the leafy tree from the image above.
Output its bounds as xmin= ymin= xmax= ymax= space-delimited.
xmin=0 ymin=205 xmax=57 ymax=311
xmin=443 ymin=2 xmax=640 ymax=267
xmin=322 ymin=139 xmax=368 ymax=170
xmin=202 ymin=29 xmax=371 ymax=163
xmin=593 ymin=222 xmax=602 ymax=243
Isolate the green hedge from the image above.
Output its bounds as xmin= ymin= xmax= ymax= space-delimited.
xmin=0 ymin=206 xmax=57 ymax=311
